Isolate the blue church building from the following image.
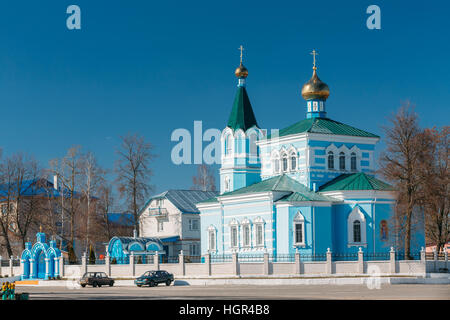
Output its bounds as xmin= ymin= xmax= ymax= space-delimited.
xmin=197 ymin=50 xmax=425 ymax=257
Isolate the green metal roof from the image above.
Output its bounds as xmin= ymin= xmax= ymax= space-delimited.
xmin=197 ymin=175 xmax=333 ymax=205
xmin=267 ymin=117 xmax=379 ymax=139
xmin=318 ymin=173 xmax=394 ymax=192
xmin=227 ymin=86 xmax=258 ymax=131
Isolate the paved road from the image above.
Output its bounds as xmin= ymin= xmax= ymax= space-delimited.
xmin=16 ymin=284 xmax=450 ymax=300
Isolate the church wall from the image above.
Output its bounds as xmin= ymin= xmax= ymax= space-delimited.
xmin=199 ymin=206 xmax=222 ymax=255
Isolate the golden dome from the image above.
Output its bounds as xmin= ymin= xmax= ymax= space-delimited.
xmin=235 ymin=63 xmax=248 ymax=78
xmin=301 ymin=69 xmax=330 ymax=100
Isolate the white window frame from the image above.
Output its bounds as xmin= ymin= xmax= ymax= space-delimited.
xmin=307 ymin=101 xmax=312 ymax=112
xmin=241 ymin=218 xmax=251 ymax=248
xmin=157 ymin=220 xmax=164 ymax=232
xmin=207 ymin=225 xmax=217 ymax=252
xmin=253 ymin=216 xmax=265 ymax=247
xmin=347 ymin=206 xmax=367 ymax=247
xmin=293 ymin=211 xmax=305 ymax=246
xmin=313 ymin=101 xmax=318 ymax=111
xmin=189 ymin=219 xmax=199 ymax=231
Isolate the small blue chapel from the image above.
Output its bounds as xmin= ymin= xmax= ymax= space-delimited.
xmin=196 ymin=49 xmax=425 ymax=257
xmin=20 ymin=231 xmax=62 ymax=280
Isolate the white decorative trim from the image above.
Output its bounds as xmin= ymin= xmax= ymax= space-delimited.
xmin=347 ymin=206 xmax=367 ymax=246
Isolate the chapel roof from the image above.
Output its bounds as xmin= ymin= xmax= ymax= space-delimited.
xmin=267 ymin=117 xmax=379 ymax=139
xmin=226 ymin=86 xmax=258 ymax=132
xmin=318 ymin=172 xmax=394 ymax=192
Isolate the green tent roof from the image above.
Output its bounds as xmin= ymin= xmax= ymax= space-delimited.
xmin=318 ymin=172 xmax=394 ymax=192
xmin=227 ymin=86 xmax=258 ymax=131
xmin=197 ymin=175 xmax=333 ymax=205
xmin=267 ymin=117 xmax=379 ymax=139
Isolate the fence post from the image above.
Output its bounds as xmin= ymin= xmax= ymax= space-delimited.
xmin=389 ymin=247 xmax=396 ymax=274
xmin=358 ymin=247 xmax=364 ymax=274
xmin=432 ymin=247 xmax=437 ymax=273
xmin=129 ymin=253 xmax=135 ymax=277
xmin=105 ymin=253 xmax=111 ymax=277
xmin=204 ymin=253 xmax=211 ymax=276
xmin=232 ymin=252 xmax=238 ymax=276
xmin=326 ymin=248 xmax=332 ymax=274
xmin=82 ymin=252 xmax=87 ymax=275
xmin=263 ymin=251 xmax=269 ymax=275
xmin=59 ymin=256 xmax=64 ymax=278
xmin=445 ymin=248 xmax=448 ymax=270
xmin=154 ymin=251 xmax=160 ymax=271
xmin=295 ymin=250 xmax=301 ymax=274
xmin=179 ymin=250 xmax=185 ymax=276
xmin=9 ymin=256 xmax=14 ymax=277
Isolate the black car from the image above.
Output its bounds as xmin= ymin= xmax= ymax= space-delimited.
xmin=134 ymin=270 xmax=174 ymax=287
xmin=79 ymin=272 xmax=114 ymax=288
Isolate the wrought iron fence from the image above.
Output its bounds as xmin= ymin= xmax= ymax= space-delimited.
xmin=64 ymin=258 xmax=82 ymax=265
xmin=363 ymin=252 xmax=390 ymax=261
xmin=300 ymin=253 xmax=327 ymax=262
xmin=109 ymin=256 xmax=129 ymax=264
xmin=12 ymin=259 xmax=20 ymax=267
xmin=395 ymin=251 xmax=421 ymax=261
xmin=331 ymin=253 xmax=358 ymax=261
xmin=160 ymin=256 xmax=179 ymax=264
xmin=238 ymin=254 xmax=265 ymax=263
xmin=210 ymin=254 xmax=233 ymax=263
xmin=183 ymin=255 xmax=202 ymax=263
xmin=270 ymin=254 xmax=295 ymax=262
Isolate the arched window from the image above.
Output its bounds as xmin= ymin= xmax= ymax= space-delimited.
xmin=248 ymin=133 xmax=258 ymax=157
xmin=351 ymin=152 xmax=357 ymax=171
xmin=273 ymin=155 xmax=280 ymax=174
xmin=347 ymin=206 xmax=366 ymax=246
xmin=328 ymin=151 xmax=334 ymax=169
xmin=353 ymin=220 xmax=361 ymax=243
xmin=290 ymin=153 xmax=297 ymax=171
xmin=241 ymin=219 xmax=251 ymax=247
xmin=339 ymin=152 xmax=346 ymax=170
xmin=282 ymin=154 xmax=288 ymax=172
xmin=231 ymin=226 xmax=238 ymax=247
xmin=225 ymin=135 xmax=232 ymax=155
xmin=254 ymin=216 xmax=265 ymax=247
xmin=293 ymin=212 xmax=305 ymax=245
xmin=208 ymin=226 xmax=216 ymax=252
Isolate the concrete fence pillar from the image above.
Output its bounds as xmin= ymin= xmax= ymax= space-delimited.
xmin=432 ymin=248 xmax=437 ymax=273
xmin=263 ymin=251 xmax=269 ymax=275
xmin=389 ymin=247 xmax=396 ymax=274
xmin=129 ymin=253 xmax=135 ymax=277
xmin=179 ymin=250 xmax=185 ymax=276
xmin=357 ymin=247 xmax=364 ymax=274
xmin=295 ymin=251 xmax=301 ymax=274
xmin=59 ymin=256 xmax=64 ymax=277
xmin=232 ymin=252 xmax=238 ymax=276
xmin=9 ymin=256 xmax=14 ymax=277
xmin=105 ymin=253 xmax=111 ymax=277
xmin=445 ymin=248 xmax=448 ymax=270
xmin=203 ymin=253 xmax=211 ymax=276
xmin=154 ymin=251 xmax=160 ymax=271
xmin=326 ymin=248 xmax=332 ymax=274
xmin=81 ymin=252 xmax=87 ymax=274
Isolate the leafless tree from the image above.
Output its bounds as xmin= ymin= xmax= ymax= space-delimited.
xmin=191 ymin=164 xmax=216 ymax=191
xmin=418 ymin=126 xmax=449 ymax=253
xmin=50 ymin=146 xmax=84 ymax=261
xmin=97 ymin=183 xmax=114 ymax=240
xmin=80 ymin=152 xmax=105 ymax=252
xmin=115 ymin=133 xmax=154 ymax=236
xmin=379 ymin=103 xmax=429 ymax=259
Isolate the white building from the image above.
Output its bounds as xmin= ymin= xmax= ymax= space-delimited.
xmin=138 ymin=190 xmax=217 ymax=259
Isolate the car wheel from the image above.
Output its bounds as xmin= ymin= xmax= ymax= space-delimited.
xmin=149 ymin=281 xmax=155 ymax=287
xmin=98 ymin=284 xmax=102 ymax=288
xmin=92 ymin=282 xmax=97 ymax=288
xmin=109 ymin=282 xmax=114 ymax=287
xmin=166 ymin=280 xmax=171 ymax=286
xmin=137 ymin=284 xmax=142 ymax=287
xmin=81 ymin=284 xmax=86 ymax=288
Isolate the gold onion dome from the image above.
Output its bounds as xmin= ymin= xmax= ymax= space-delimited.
xmin=301 ymin=68 xmax=330 ymax=100
xmin=235 ymin=63 xmax=248 ymax=78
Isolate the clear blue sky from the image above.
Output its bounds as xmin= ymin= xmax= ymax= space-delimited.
xmin=0 ymin=0 xmax=448 ymax=195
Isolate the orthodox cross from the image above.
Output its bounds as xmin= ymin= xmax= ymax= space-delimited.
xmin=310 ymin=49 xmax=318 ymax=69
xmin=239 ymin=45 xmax=244 ymax=64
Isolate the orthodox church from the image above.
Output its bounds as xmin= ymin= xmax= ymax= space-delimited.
xmin=196 ymin=49 xmax=425 ymax=256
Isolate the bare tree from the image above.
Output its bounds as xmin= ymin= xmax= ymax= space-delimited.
xmin=50 ymin=146 xmax=84 ymax=261
xmin=97 ymin=183 xmax=114 ymax=240
xmin=379 ymin=104 xmax=429 ymax=259
xmin=418 ymin=126 xmax=449 ymax=253
xmin=191 ymin=164 xmax=216 ymax=191
xmin=80 ymin=152 xmax=105 ymax=252
xmin=115 ymin=133 xmax=154 ymax=236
